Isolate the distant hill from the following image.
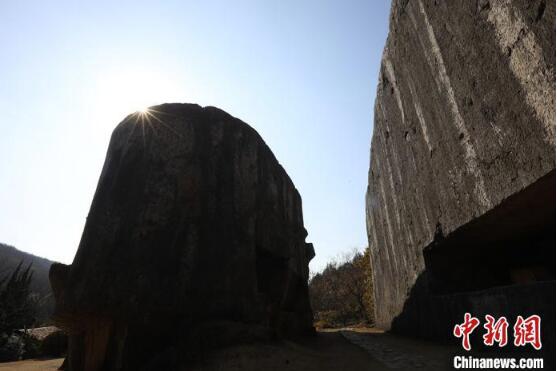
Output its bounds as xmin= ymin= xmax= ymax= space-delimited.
xmin=0 ymin=243 xmax=56 ymax=324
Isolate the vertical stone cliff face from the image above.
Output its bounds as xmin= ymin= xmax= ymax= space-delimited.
xmin=50 ymin=103 xmax=315 ymax=370
xmin=366 ymin=0 xmax=555 ymax=345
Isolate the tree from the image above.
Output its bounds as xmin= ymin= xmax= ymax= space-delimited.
xmin=0 ymin=261 xmax=38 ymax=361
xmin=0 ymin=261 xmax=36 ymax=334
xmin=309 ymin=248 xmax=374 ymax=327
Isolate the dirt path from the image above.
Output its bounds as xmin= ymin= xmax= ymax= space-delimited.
xmin=337 ymin=328 xmax=458 ymax=370
xmin=190 ymin=331 xmax=389 ymax=371
xmin=0 ymin=358 xmax=63 ymax=371
xmin=0 ymin=333 xmax=387 ymax=371
xmin=187 ymin=328 xmax=462 ymax=370
xmin=0 ymin=329 xmax=457 ymax=370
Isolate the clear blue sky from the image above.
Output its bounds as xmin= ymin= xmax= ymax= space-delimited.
xmin=0 ymin=0 xmax=391 ymax=272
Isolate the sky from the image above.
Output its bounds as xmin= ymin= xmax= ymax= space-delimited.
xmin=0 ymin=0 xmax=391 ymax=272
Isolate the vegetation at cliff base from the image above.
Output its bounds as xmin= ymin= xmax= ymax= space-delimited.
xmin=309 ymin=248 xmax=374 ymax=328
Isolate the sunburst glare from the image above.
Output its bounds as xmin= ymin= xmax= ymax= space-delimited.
xmin=93 ymin=66 xmax=187 ymax=127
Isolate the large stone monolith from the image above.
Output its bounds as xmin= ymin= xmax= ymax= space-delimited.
xmin=50 ymin=103 xmax=315 ymax=371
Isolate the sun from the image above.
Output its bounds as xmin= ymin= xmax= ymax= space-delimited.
xmin=93 ymin=65 xmax=186 ymax=124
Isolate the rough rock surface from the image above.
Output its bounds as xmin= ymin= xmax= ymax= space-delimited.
xmin=366 ymin=0 xmax=555 ymax=350
xmin=50 ymin=103 xmax=315 ymax=370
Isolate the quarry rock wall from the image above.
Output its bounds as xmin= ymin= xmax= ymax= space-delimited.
xmin=366 ymin=0 xmax=555 ymax=342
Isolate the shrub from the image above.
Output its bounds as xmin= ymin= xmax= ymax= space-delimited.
xmin=22 ymin=332 xmax=41 ymax=359
xmin=40 ymin=330 xmax=67 ymax=357
xmin=0 ymin=333 xmax=24 ymax=362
